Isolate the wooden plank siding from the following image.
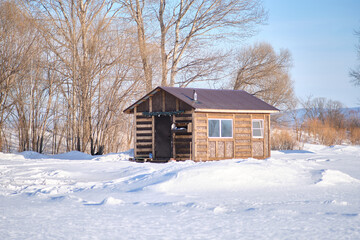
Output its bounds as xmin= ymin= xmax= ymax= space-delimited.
xmin=192 ymin=112 xmax=271 ymax=161
xmin=234 ymin=114 xmax=252 ymax=159
xmin=134 ymin=97 xmax=154 ymax=159
xmin=135 ymin=114 xmax=153 ymax=158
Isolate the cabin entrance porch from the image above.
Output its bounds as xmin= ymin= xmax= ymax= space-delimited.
xmin=154 ymin=115 xmax=172 ymax=161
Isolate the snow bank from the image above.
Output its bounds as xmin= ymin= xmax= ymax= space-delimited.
xmin=52 ymin=151 xmax=94 ymax=160
xmin=21 ymin=151 xmax=49 ymax=159
xmin=151 ymin=159 xmax=313 ymax=194
xmin=317 ymin=169 xmax=360 ymax=186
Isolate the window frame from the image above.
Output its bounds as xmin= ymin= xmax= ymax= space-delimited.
xmin=252 ymin=119 xmax=264 ymax=138
xmin=208 ymin=119 xmax=233 ymax=138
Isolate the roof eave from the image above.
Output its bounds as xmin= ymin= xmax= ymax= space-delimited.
xmin=194 ymin=108 xmax=280 ymax=114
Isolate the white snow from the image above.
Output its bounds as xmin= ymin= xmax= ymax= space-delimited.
xmin=1 ymin=144 xmax=360 ymax=239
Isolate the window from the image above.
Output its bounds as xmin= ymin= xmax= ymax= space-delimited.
xmin=208 ymin=119 xmax=233 ymax=138
xmin=208 ymin=119 xmax=220 ymax=137
xmin=252 ymin=119 xmax=264 ymax=138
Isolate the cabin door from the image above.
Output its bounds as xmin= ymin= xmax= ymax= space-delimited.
xmin=155 ymin=115 xmax=172 ymax=160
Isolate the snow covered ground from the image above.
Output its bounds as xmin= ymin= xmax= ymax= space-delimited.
xmin=1 ymin=144 xmax=360 ymax=239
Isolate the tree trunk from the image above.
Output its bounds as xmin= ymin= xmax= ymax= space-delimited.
xmin=159 ymin=0 xmax=168 ymax=86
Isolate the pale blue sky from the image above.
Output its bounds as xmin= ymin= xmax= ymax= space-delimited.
xmin=248 ymin=0 xmax=360 ymax=107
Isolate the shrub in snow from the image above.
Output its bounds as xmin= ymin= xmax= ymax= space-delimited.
xmin=350 ymin=128 xmax=360 ymax=145
xmin=271 ymin=129 xmax=298 ymax=150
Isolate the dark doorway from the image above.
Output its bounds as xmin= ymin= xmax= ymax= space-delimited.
xmin=155 ymin=116 xmax=172 ymax=160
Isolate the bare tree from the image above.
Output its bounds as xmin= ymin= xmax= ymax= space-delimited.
xmin=167 ymin=0 xmax=266 ymax=87
xmin=326 ymin=100 xmax=345 ymax=129
xmin=302 ymin=96 xmax=326 ymax=122
xmin=121 ymin=0 xmax=154 ymax=91
xmin=121 ymin=0 xmax=267 ymax=89
xmin=230 ymin=42 xmax=295 ymax=111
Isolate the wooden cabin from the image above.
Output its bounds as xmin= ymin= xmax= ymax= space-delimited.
xmin=123 ymin=86 xmax=279 ymax=162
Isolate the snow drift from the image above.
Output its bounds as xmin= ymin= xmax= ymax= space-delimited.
xmin=1 ymin=144 xmax=360 ymax=239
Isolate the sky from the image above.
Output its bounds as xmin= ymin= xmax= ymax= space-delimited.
xmin=247 ymin=0 xmax=360 ymax=107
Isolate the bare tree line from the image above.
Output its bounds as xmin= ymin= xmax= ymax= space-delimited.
xmin=1 ymin=0 xmax=298 ymax=154
xmin=1 ymin=0 xmax=142 ymax=153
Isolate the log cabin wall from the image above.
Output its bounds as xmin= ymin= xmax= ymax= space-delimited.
xmin=193 ymin=112 xmax=271 ymax=161
xmin=134 ymin=109 xmax=153 ymax=158
xmin=134 ymin=89 xmax=194 ymax=160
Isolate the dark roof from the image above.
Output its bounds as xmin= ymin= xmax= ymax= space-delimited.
xmin=124 ymin=86 xmax=279 ymax=113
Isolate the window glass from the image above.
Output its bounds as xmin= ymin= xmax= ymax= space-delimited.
xmin=208 ymin=120 xmax=220 ymax=137
xmin=253 ymin=129 xmax=262 ymax=137
xmin=253 ymin=121 xmax=261 ymax=128
xmin=221 ymin=120 xmax=232 ymax=137
xmin=252 ymin=119 xmax=264 ymax=138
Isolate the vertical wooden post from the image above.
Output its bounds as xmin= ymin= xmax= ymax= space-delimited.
xmin=192 ymin=111 xmax=196 ymax=161
xmin=206 ymin=113 xmax=209 ymax=160
xmin=215 ymin=140 xmax=218 ymax=159
xmin=262 ymin=115 xmax=266 ymax=159
xmin=149 ymin=96 xmax=153 ymax=112
xmin=176 ymin=99 xmax=179 ymax=111
xmin=173 ymin=115 xmax=176 ymax=159
xmin=190 ymin=141 xmax=192 ymax=161
xmin=162 ymin=91 xmax=165 ymax=112
xmin=250 ymin=114 xmax=253 ymax=158
xmin=267 ymin=114 xmax=271 ymax=158
xmin=232 ymin=114 xmax=235 ymax=158
xmin=149 ymin=96 xmax=154 ymax=159
xmin=175 ymin=99 xmax=180 ymax=160
xmin=134 ymin=106 xmax=137 ymax=158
